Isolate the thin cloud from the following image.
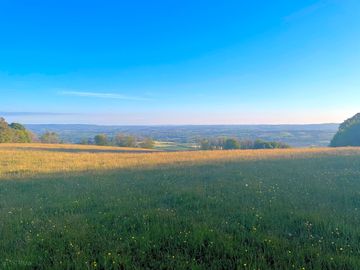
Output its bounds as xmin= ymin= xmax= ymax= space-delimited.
xmin=59 ymin=91 xmax=153 ymax=101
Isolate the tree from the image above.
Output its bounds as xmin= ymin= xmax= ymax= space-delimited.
xmin=40 ymin=132 xmax=60 ymax=144
xmin=94 ymin=134 xmax=109 ymax=146
xmin=0 ymin=118 xmax=33 ymax=143
xmin=223 ymin=138 xmax=240 ymax=150
xmin=198 ymin=136 xmax=290 ymax=150
xmin=254 ymin=139 xmax=273 ymax=149
xmin=12 ymin=129 xmax=32 ymax=143
xmin=9 ymin=123 xmax=26 ymax=130
xmin=9 ymin=123 xmax=32 ymax=143
xmin=253 ymin=139 xmax=290 ymax=149
xmin=113 ymin=134 xmax=137 ymax=147
xmin=0 ymin=118 xmax=13 ymax=143
xmin=139 ymin=138 xmax=155 ymax=149
xmin=199 ymin=137 xmax=226 ymax=150
xmin=330 ymin=113 xmax=360 ymax=147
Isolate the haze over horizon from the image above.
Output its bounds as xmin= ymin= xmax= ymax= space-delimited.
xmin=1 ymin=1 xmax=359 ymax=125
xmin=0 ymin=111 xmax=343 ymax=126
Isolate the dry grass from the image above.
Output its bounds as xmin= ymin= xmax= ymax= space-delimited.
xmin=0 ymin=143 xmax=159 ymax=152
xmin=1 ymin=143 xmax=360 ymax=179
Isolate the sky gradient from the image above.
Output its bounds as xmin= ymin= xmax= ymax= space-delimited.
xmin=1 ymin=0 xmax=359 ymax=125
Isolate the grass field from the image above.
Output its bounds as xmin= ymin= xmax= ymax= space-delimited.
xmin=1 ymin=144 xmax=360 ymax=269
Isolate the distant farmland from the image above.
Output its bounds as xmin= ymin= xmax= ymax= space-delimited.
xmin=25 ymin=124 xmax=339 ymax=147
xmin=1 ymin=144 xmax=360 ymax=269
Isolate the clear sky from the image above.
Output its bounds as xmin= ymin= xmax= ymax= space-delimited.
xmin=1 ymin=0 xmax=359 ymax=125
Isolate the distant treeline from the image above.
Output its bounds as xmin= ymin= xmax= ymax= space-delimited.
xmin=0 ymin=116 xmax=289 ymax=150
xmin=86 ymin=134 xmax=155 ymax=149
xmin=199 ymin=137 xmax=291 ymax=150
xmin=39 ymin=132 xmax=156 ymax=149
xmin=0 ymin=117 xmax=155 ymax=148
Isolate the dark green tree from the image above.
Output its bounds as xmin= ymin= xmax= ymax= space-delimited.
xmin=330 ymin=113 xmax=360 ymax=147
xmin=223 ymin=138 xmax=240 ymax=150
xmin=9 ymin=123 xmax=26 ymax=130
xmin=199 ymin=136 xmax=290 ymax=150
xmin=94 ymin=134 xmax=109 ymax=146
xmin=254 ymin=139 xmax=273 ymax=149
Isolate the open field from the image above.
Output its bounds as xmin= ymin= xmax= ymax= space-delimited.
xmin=1 ymin=143 xmax=360 ymax=179
xmin=1 ymin=144 xmax=360 ymax=269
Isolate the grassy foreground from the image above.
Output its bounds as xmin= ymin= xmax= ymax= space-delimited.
xmin=1 ymin=144 xmax=360 ymax=269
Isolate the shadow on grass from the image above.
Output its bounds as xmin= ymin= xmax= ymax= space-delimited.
xmin=1 ymin=153 xmax=359 ymax=183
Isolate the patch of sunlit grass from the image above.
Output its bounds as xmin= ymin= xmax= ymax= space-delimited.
xmin=1 ymin=143 xmax=360 ymax=179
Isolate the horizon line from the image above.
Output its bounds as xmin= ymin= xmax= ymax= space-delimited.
xmin=23 ymin=122 xmax=340 ymax=126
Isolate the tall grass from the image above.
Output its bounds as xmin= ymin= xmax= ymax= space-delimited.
xmin=1 ymin=144 xmax=360 ymax=269
xmin=1 ymin=143 xmax=359 ymax=179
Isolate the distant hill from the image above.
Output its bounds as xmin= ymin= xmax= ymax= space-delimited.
xmin=26 ymin=124 xmax=339 ymax=147
xmin=331 ymin=113 xmax=360 ymax=147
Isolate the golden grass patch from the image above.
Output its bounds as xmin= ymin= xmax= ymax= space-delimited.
xmin=1 ymin=143 xmax=360 ymax=179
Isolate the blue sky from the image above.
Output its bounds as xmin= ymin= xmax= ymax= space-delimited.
xmin=1 ymin=0 xmax=359 ymax=124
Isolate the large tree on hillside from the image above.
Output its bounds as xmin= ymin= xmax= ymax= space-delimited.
xmin=0 ymin=118 xmax=13 ymax=143
xmin=0 ymin=117 xmax=33 ymax=143
xmin=330 ymin=113 xmax=360 ymax=147
xmin=9 ymin=122 xmax=33 ymax=143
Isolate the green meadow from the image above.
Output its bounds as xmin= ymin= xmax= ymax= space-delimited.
xmin=1 ymin=149 xmax=360 ymax=269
